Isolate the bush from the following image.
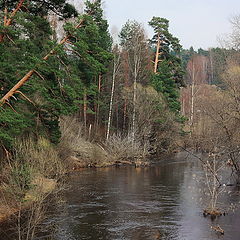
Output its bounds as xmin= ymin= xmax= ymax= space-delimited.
xmin=105 ymin=133 xmax=145 ymax=162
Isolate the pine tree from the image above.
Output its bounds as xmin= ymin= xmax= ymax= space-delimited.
xmin=75 ymin=0 xmax=113 ymax=128
xmin=149 ymin=16 xmax=184 ymax=112
xmin=0 ymin=11 xmax=84 ymax=146
xmin=0 ymin=0 xmax=113 ymax=147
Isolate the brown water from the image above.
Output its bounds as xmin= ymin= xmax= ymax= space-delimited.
xmin=38 ymin=153 xmax=240 ymax=239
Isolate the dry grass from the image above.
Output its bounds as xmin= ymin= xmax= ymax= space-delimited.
xmin=59 ymin=116 xmax=110 ymax=168
xmin=104 ymin=133 xmax=146 ymax=162
xmin=59 ymin=116 xmax=148 ymax=167
xmin=0 ymin=137 xmax=66 ymax=240
xmin=16 ymin=137 xmax=65 ymax=178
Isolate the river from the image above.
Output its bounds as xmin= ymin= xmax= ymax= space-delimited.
xmin=36 ymin=152 xmax=240 ymax=240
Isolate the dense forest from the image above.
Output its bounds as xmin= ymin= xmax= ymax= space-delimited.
xmin=1 ymin=0 xmax=240 ymax=239
xmin=0 ymin=0 xmax=185 ymax=164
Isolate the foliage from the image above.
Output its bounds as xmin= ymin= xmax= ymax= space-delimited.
xmin=209 ymin=48 xmax=236 ymax=86
xmin=149 ymin=16 xmax=184 ymax=112
xmin=151 ymin=61 xmax=180 ymax=112
xmin=0 ymin=14 xmax=80 ymax=145
xmin=119 ymin=20 xmax=150 ymax=83
xmin=0 ymin=1 xmax=185 ymax=160
xmin=180 ymin=47 xmax=196 ymax=69
xmin=0 ymin=0 xmax=78 ymax=18
xmin=149 ymin=16 xmax=182 ymax=53
xmin=10 ymin=162 xmax=32 ymax=193
xmin=0 ymin=0 xmax=112 ymax=148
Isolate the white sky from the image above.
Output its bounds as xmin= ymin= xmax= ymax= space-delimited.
xmin=103 ymin=0 xmax=240 ymax=50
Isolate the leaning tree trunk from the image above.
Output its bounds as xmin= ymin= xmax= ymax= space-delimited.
xmin=0 ymin=19 xmax=84 ymax=106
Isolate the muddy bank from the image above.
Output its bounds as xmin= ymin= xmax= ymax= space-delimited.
xmin=0 ymin=176 xmax=57 ymax=230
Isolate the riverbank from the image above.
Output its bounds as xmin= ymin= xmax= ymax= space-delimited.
xmin=0 ymin=175 xmax=57 ymax=222
xmin=0 ymin=135 xmax=67 ymax=239
xmin=0 ymin=139 xmax=150 ymax=238
xmin=0 ymin=116 xmax=177 ymax=237
xmin=33 ymin=156 xmax=240 ymax=240
xmin=59 ymin=116 xmax=152 ymax=170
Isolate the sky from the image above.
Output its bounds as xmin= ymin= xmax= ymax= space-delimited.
xmin=103 ymin=0 xmax=240 ymax=50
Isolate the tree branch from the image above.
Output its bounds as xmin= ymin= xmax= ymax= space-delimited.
xmin=0 ymin=0 xmax=25 ymax=43
xmin=0 ymin=19 xmax=84 ymax=106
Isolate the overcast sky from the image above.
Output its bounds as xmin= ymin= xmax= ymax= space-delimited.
xmin=103 ymin=0 xmax=240 ymax=50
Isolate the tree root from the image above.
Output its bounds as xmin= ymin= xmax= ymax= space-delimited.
xmin=203 ymin=209 xmax=226 ymax=220
xmin=211 ymin=225 xmax=224 ymax=235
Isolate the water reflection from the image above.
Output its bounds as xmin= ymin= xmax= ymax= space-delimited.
xmin=38 ymin=153 xmax=240 ymax=240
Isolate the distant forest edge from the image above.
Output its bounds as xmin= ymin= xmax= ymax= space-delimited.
xmin=0 ymin=0 xmax=186 ymax=155
xmin=1 ymin=1 xmax=240 ymax=238
xmin=0 ymin=0 xmax=239 ymax=162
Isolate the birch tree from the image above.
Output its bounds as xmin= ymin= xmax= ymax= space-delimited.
xmin=187 ymin=55 xmax=208 ymax=134
xmin=119 ymin=20 xmax=148 ymax=141
xmin=106 ymin=45 xmax=121 ymax=140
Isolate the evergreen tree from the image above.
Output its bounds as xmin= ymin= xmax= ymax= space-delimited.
xmin=0 ymin=11 xmax=82 ymax=146
xmin=180 ymin=47 xmax=196 ymax=69
xmin=198 ymin=48 xmax=209 ymax=56
xmin=0 ymin=0 xmax=78 ymax=18
xmin=149 ymin=16 xmax=184 ymax=112
xmin=79 ymin=0 xmax=112 ymax=126
xmin=0 ymin=0 xmax=113 ymax=147
xmin=151 ymin=61 xmax=180 ymax=112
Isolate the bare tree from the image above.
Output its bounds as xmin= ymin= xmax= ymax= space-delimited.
xmin=106 ymin=45 xmax=121 ymax=140
xmin=119 ymin=20 xmax=148 ymax=141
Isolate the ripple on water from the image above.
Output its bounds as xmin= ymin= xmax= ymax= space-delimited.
xmin=34 ymin=158 xmax=240 ymax=240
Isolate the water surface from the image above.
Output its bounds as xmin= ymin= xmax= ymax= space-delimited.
xmin=38 ymin=152 xmax=240 ymax=240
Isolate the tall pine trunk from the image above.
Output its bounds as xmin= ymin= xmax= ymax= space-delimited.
xmin=154 ymin=33 xmax=161 ymax=73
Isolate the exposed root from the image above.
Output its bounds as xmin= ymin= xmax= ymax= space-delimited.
xmin=211 ymin=225 xmax=224 ymax=235
xmin=203 ymin=209 xmax=225 ymax=220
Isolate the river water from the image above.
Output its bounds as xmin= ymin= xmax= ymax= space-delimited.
xmin=37 ymin=152 xmax=240 ymax=240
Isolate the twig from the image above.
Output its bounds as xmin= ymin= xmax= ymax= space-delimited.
xmin=177 ymin=145 xmax=222 ymax=185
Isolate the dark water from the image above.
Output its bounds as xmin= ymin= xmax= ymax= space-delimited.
xmin=38 ymin=153 xmax=240 ymax=240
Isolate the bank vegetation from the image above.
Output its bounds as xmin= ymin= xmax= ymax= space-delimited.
xmin=0 ymin=0 xmax=185 ymax=237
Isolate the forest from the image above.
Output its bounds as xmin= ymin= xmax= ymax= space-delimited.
xmin=1 ymin=0 xmax=240 ymax=239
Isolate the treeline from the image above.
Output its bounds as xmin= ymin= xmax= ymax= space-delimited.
xmin=180 ymin=45 xmax=239 ymax=129
xmin=0 ymin=0 xmax=185 ymax=160
xmin=0 ymin=1 xmax=185 ymax=238
xmin=180 ymin=16 xmax=240 ymax=198
xmin=181 ymin=46 xmax=236 ymax=85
